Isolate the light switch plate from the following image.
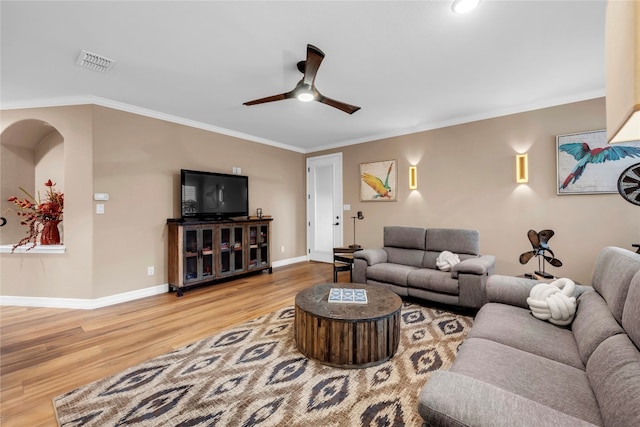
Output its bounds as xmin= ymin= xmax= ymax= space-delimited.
xmin=96 ymin=204 xmax=105 ymax=214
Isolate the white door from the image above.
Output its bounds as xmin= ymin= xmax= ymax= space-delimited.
xmin=307 ymin=153 xmax=343 ymax=263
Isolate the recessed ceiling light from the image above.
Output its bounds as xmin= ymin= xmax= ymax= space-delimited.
xmin=452 ymin=0 xmax=480 ymax=14
xmin=76 ymin=50 xmax=115 ymax=73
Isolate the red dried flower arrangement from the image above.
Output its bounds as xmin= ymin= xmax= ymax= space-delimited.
xmin=7 ymin=179 xmax=64 ymax=251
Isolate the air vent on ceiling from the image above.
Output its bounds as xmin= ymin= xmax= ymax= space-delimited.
xmin=76 ymin=50 xmax=115 ymax=73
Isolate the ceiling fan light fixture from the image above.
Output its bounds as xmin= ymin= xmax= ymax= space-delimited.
xmin=297 ymin=92 xmax=314 ymax=102
xmin=452 ymin=0 xmax=480 ymax=14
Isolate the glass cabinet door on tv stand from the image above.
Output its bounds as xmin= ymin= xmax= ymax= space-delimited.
xmin=248 ymin=222 xmax=270 ymax=271
xmin=183 ymin=225 xmax=215 ymax=285
xmin=219 ymin=224 xmax=244 ymax=276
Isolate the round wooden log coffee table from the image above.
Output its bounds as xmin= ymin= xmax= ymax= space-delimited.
xmin=294 ymin=283 xmax=402 ymax=368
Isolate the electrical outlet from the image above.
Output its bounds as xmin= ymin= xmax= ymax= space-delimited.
xmin=281 ymin=246 xmax=285 ymax=253
xmin=147 ymin=266 xmax=154 ymax=276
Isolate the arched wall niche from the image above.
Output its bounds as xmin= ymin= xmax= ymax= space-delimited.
xmin=1 ymin=119 xmax=64 ymax=245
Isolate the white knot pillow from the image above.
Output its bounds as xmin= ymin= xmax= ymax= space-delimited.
xmin=526 ymin=278 xmax=577 ymax=326
xmin=436 ymin=251 xmax=460 ymax=272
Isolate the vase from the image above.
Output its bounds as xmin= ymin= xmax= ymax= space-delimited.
xmin=40 ymin=220 xmax=61 ymax=245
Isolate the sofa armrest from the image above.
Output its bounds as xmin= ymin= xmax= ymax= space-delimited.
xmin=353 ymin=248 xmax=387 ymax=266
xmin=451 ymin=255 xmax=496 ymax=278
xmin=418 ymin=371 xmax=598 ymax=427
xmin=486 ymin=275 xmax=593 ymax=309
xmin=486 ymin=275 xmax=545 ymax=308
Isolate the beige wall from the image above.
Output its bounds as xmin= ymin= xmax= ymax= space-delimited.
xmin=1 ymin=106 xmax=95 ymax=298
xmin=1 ymin=105 xmax=306 ymax=299
xmin=2 ymin=98 xmax=638 ymax=301
xmin=90 ymin=106 xmax=306 ymax=298
xmin=310 ymin=98 xmax=640 ymax=285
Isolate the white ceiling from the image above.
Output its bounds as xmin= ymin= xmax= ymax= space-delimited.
xmin=1 ymin=1 xmax=606 ymax=153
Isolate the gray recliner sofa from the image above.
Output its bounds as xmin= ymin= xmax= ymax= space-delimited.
xmin=418 ymin=246 xmax=640 ymax=426
xmin=353 ymin=226 xmax=495 ymax=309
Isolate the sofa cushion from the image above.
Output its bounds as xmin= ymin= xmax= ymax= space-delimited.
xmin=425 ymin=228 xmax=479 ymax=255
xmin=419 ymin=371 xmax=600 ymax=427
xmin=383 ymin=226 xmax=426 ymax=250
xmin=468 ymin=303 xmax=584 ymax=369
xmin=572 ymin=289 xmax=625 ymax=366
xmin=591 ymin=246 xmax=640 ymax=324
xmin=451 ymin=338 xmax=602 ymax=425
xmin=366 ymin=262 xmax=417 ymax=286
xmin=586 ymin=334 xmax=640 ymax=427
xmin=407 ymin=269 xmax=459 ymax=295
xmin=622 ymin=271 xmax=640 ymax=349
xmin=385 ymin=247 xmax=425 ymax=268
xmin=366 ymin=280 xmax=408 ymax=297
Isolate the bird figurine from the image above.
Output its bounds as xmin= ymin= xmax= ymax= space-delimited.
xmin=559 ymin=143 xmax=640 ymax=190
xmin=519 ymin=229 xmax=562 ymax=278
xmin=362 ymin=162 xmax=394 ymax=199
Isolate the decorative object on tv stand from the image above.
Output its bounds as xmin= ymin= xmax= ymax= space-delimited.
xmin=519 ymin=229 xmax=562 ymax=279
xmin=349 ymin=211 xmax=364 ymax=249
xmin=360 ymin=159 xmax=397 ymax=202
xmin=256 ymin=208 xmax=262 ymax=219
xmin=617 ymin=163 xmax=640 ymax=206
xmin=556 ymin=129 xmax=640 ymax=195
xmin=6 ymin=179 xmax=64 ymax=252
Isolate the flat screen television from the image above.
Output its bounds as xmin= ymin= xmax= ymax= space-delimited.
xmin=181 ymin=169 xmax=249 ymax=220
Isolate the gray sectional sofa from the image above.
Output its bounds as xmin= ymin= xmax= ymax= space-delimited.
xmin=353 ymin=226 xmax=495 ymax=309
xmin=418 ymin=246 xmax=640 ymax=426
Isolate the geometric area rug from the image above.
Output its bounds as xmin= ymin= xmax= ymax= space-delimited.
xmin=53 ymin=302 xmax=473 ymax=427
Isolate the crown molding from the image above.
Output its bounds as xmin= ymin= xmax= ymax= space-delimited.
xmin=3 ymin=89 xmax=605 ymax=155
xmin=306 ymin=89 xmax=606 ymax=153
xmin=1 ymin=95 xmax=306 ymax=154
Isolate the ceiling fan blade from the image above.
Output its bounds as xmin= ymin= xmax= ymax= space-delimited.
xmin=316 ymin=94 xmax=361 ymax=114
xmin=302 ymin=44 xmax=325 ymax=87
xmin=243 ymin=91 xmax=295 ymax=106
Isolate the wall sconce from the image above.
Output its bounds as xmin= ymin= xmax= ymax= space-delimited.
xmin=409 ymin=166 xmax=418 ymax=190
xmin=516 ymin=154 xmax=529 ymax=183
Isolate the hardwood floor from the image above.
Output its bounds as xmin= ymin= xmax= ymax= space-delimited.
xmin=0 ymin=261 xmax=336 ymax=427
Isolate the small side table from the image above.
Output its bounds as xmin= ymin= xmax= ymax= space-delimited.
xmin=333 ymin=246 xmax=362 ymax=282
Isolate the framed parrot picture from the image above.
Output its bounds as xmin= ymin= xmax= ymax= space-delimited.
xmin=360 ymin=159 xmax=397 ymax=202
xmin=556 ymin=129 xmax=640 ymax=195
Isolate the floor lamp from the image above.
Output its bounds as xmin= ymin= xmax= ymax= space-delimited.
xmin=349 ymin=211 xmax=364 ymax=249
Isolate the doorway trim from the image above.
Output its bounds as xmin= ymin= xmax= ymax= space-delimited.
xmin=306 ymin=152 xmax=343 ymax=263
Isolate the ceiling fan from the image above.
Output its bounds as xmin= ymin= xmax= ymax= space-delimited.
xmin=243 ymin=44 xmax=361 ymax=115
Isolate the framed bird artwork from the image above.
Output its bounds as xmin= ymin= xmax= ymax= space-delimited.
xmin=360 ymin=160 xmax=397 ymax=202
xmin=556 ymin=129 xmax=640 ymax=195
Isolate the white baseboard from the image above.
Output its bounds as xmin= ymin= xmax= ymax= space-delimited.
xmin=272 ymin=256 xmax=308 ymax=268
xmin=0 ymin=256 xmax=311 ymax=310
xmin=0 ymin=284 xmax=169 ymax=310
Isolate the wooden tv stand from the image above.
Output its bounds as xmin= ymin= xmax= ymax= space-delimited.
xmin=167 ymin=217 xmax=272 ymax=296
